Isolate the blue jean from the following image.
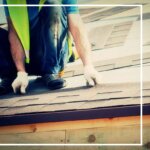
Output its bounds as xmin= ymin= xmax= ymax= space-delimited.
xmin=0 ymin=6 xmax=69 ymax=78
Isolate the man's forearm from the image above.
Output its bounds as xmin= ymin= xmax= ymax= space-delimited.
xmin=8 ymin=18 xmax=26 ymax=72
xmin=72 ymin=27 xmax=92 ymax=66
xmin=68 ymin=14 xmax=92 ymax=66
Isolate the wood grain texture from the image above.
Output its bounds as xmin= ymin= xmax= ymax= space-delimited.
xmin=66 ymin=126 xmax=140 ymax=144
xmin=0 ymin=130 xmax=65 ymax=144
xmin=0 ymin=116 xmax=143 ymax=135
xmin=0 ymin=116 xmax=149 ymax=145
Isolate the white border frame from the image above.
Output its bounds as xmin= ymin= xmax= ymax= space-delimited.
xmin=0 ymin=4 xmax=143 ymax=147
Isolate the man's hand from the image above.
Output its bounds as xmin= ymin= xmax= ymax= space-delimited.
xmin=12 ymin=72 xmax=29 ymax=94
xmin=84 ymin=65 xmax=101 ymax=87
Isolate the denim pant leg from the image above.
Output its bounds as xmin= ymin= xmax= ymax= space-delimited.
xmin=58 ymin=6 xmax=69 ymax=72
xmin=27 ymin=6 xmax=69 ymax=76
xmin=0 ymin=28 xmax=16 ymax=78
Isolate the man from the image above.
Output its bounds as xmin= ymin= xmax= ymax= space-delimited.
xmin=0 ymin=0 xmax=100 ymax=95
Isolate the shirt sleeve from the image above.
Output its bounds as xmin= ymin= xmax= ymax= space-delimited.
xmin=63 ymin=0 xmax=79 ymax=14
xmin=3 ymin=0 xmax=10 ymax=17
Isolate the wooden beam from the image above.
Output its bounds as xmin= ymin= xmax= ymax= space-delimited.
xmin=0 ymin=130 xmax=65 ymax=144
xmin=0 ymin=115 xmax=149 ymax=145
xmin=0 ymin=115 xmax=145 ymax=135
xmin=66 ymin=125 xmax=141 ymax=144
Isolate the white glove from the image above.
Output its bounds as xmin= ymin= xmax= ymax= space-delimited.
xmin=84 ymin=65 xmax=101 ymax=87
xmin=12 ymin=72 xmax=29 ymax=94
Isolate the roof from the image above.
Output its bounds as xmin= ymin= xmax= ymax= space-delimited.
xmin=0 ymin=2 xmax=150 ymax=126
xmin=0 ymin=80 xmax=149 ymax=126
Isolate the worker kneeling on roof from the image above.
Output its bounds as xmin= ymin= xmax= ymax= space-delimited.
xmin=0 ymin=0 xmax=101 ymax=95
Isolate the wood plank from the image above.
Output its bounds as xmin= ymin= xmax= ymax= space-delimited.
xmin=143 ymin=126 xmax=150 ymax=149
xmin=0 ymin=130 xmax=65 ymax=144
xmin=1 ymin=116 xmax=150 ymax=145
xmin=66 ymin=125 xmax=141 ymax=144
xmin=0 ymin=116 xmax=143 ymax=135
